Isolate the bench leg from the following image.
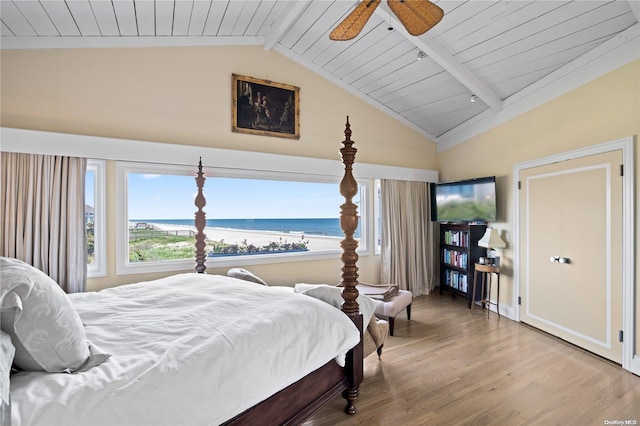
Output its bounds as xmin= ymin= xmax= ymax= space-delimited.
xmin=386 ymin=303 xmax=412 ymax=337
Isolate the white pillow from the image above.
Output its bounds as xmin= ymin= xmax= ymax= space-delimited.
xmin=0 ymin=331 xmax=14 ymax=405
xmin=227 ymin=268 xmax=268 ymax=286
xmin=0 ymin=257 xmax=108 ymax=373
xmin=294 ymin=283 xmax=377 ymax=325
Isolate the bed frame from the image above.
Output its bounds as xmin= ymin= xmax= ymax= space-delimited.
xmin=193 ymin=118 xmax=364 ymax=425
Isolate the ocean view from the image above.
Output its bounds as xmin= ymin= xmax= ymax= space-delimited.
xmin=130 ymin=218 xmax=360 ymax=239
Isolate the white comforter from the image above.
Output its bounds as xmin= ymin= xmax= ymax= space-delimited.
xmin=10 ymin=274 xmax=360 ymax=426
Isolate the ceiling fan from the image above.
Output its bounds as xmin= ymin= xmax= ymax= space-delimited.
xmin=330 ymin=0 xmax=444 ymax=41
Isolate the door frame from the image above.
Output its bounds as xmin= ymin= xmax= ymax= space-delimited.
xmin=513 ymin=136 xmax=636 ymax=374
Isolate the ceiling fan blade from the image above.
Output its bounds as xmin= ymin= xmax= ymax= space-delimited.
xmin=388 ymin=0 xmax=444 ymax=36
xmin=330 ymin=0 xmax=382 ymax=41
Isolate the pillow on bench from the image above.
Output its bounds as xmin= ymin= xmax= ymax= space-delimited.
xmin=227 ymin=268 xmax=268 ymax=286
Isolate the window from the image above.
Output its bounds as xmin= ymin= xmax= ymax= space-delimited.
xmin=374 ymin=179 xmax=381 ymax=255
xmin=116 ymin=161 xmax=367 ymax=275
xmin=86 ymin=160 xmax=106 ymax=277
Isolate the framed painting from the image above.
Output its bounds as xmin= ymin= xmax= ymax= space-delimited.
xmin=232 ymin=74 xmax=300 ymax=139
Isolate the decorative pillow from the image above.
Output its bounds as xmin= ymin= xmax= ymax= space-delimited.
xmin=294 ymin=283 xmax=377 ymax=325
xmin=0 ymin=331 xmax=14 ymax=405
xmin=0 ymin=257 xmax=109 ymax=373
xmin=227 ymin=268 xmax=268 ymax=286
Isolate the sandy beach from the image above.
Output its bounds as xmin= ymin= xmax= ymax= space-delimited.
xmin=146 ymin=222 xmax=344 ymax=252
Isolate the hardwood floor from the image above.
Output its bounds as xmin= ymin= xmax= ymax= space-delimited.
xmin=304 ymin=293 xmax=640 ymax=426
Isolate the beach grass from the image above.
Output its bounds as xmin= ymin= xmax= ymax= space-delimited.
xmin=129 ymin=229 xmax=195 ymax=262
xmin=128 ymin=228 xmax=310 ymax=262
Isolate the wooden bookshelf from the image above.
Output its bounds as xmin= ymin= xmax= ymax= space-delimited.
xmin=438 ymin=223 xmax=487 ymax=308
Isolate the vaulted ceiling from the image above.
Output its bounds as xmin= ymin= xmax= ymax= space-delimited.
xmin=2 ymin=1 xmax=639 ymax=150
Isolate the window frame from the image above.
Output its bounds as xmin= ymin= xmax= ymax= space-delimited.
xmin=86 ymin=159 xmax=106 ymax=278
xmin=374 ymin=179 xmax=382 ymax=256
xmin=115 ymin=160 xmax=371 ymax=275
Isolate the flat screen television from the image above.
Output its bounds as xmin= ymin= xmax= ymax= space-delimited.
xmin=430 ymin=176 xmax=497 ymax=223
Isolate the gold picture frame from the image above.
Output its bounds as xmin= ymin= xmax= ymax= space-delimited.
xmin=232 ymin=74 xmax=300 ymax=139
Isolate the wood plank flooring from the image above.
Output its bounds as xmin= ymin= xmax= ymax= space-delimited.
xmin=304 ymin=293 xmax=640 ymax=426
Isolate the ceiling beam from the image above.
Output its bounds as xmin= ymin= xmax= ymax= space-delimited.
xmin=263 ymin=1 xmax=310 ymax=51
xmin=274 ymin=43 xmax=440 ymax=142
xmin=628 ymin=0 xmax=640 ymax=23
xmin=374 ymin=7 xmax=503 ymax=112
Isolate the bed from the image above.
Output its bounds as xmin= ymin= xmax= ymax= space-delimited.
xmin=2 ymin=118 xmax=371 ymax=425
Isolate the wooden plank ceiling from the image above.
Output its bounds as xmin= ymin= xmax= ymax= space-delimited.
xmin=1 ymin=0 xmax=638 ymax=147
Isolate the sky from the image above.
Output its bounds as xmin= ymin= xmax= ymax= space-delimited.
xmin=126 ymin=173 xmax=354 ymax=220
xmin=85 ymin=170 xmax=94 ymax=207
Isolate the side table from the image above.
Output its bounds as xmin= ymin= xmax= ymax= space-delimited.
xmin=472 ymin=263 xmax=501 ymax=319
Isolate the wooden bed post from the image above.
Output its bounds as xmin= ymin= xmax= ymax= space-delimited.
xmin=339 ymin=117 xmax=363 ymax=415
xmin=339 ymin=117 xmax=359 ymax=316
xmin=195 ymin=157 xmax=207 ymax=274
xmin=216 ymin=121 xmax=366 ymax=425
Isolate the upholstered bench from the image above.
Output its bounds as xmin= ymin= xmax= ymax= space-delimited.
xmin=357 ymin=284 xmax=412 ymax=336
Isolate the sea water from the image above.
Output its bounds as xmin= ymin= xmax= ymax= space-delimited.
xmin=130 ymin=218 xmax=360 ymax=238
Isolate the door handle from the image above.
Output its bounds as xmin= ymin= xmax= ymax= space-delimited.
xmin=549 ymin=256 xmax=570 ymax=264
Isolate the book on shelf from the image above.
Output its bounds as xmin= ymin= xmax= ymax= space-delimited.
xmin=443 ymin=249 xmax=468 ymax=269
xmin=443 ymin=265 xmax=469 ymax=293
xmin=444 ymin=230 xmax=469 ymax=248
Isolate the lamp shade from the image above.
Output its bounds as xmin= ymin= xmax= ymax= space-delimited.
xmin=477 ymin=228 xmax=506 ymax=249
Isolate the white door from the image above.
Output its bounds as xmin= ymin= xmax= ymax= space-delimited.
xmin=519 ymin=150 xmax=623 ymax=363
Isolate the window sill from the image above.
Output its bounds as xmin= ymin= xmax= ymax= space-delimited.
xmin=116 ymin=248 xmax=370 ymax=275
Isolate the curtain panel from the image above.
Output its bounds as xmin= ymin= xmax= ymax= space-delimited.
xmin=1 ymin=152 xmax=87 ymax=293
xmin=380 ymin=179 xmax=436 ymax=296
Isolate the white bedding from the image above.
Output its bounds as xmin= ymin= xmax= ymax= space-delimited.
xmin=10 ymin=273 xmax=360 ymax=426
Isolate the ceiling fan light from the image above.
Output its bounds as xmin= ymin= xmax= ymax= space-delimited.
xmin=388 ymin=0 xmax=444 ymax=36
xmin=330 ymin=0 xmax=382 ymax=41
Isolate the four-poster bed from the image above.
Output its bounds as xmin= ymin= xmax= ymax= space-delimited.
xmin=218 ymin=117 xmax=364 ymax=424
xmin=216 ymin=117 xmax=364 ymax=424
xmin=3 ymin=119 xmax=367 ymax=425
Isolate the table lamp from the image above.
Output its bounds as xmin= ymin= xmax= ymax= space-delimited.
xmin=478 ymin=228 xmax=506 ymax=266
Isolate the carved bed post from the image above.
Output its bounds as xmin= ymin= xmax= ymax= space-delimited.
xmin=339 ymin=117 xmax=360 ymax=315
xmin=195 ymin=158 xmax=207 ymax=274
xmin=339 ymin=117 xmax=363 ymax=415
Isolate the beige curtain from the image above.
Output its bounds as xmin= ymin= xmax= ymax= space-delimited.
xmin=380 ymin=179 xmax=436 ymax=296
xmin=1 ymin=152 xmax=87 ymax=293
